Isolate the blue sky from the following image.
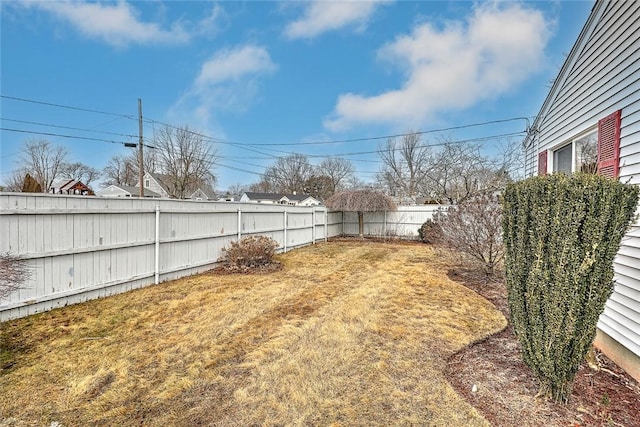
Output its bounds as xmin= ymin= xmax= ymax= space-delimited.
xmin=1 ymin=0 xmax=594 ymax=191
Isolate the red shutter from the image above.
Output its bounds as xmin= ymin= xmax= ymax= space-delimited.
xmin=597 ymin=110 xmax=621 ymax=179
xmin=538 ymin=150 xmax=548 ymax=176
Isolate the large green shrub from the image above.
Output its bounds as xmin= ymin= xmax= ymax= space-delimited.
xmin=502 ymin=173 xmax=638 ymax=403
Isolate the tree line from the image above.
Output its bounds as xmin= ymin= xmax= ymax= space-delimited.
xmin=3 ymin=125 xmax=218 ymax=199
xmin=3 ymin=128 xmax=522 ymax=203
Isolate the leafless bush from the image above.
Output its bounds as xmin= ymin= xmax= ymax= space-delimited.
xmin=417 ymin=219 xmax=443 ymax=244
xmin=219 ymin=236 xmax=280 ymax=273
xmin=0 ymin=252 xmax=31 ymax=299
xmin=434 ymin=193 xmax=503 ymax=275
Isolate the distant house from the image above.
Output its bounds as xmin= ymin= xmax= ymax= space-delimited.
xmin=141 ymin=172 xmax=172 ymax=198
xmin=240 ymin=192 xmax=322 ymax=206
xmin=49 ymin=179 xmax=93 ymax=195
xmin=523 ymin=0 xmax=640 ymax=381
xmin=189 ymin=187 xmax=216 ymax=201
xmin=138 ymin=172 xmax=215 ymax=200
xmin=96 ymin=184 xmax=161 ymax=198
xmin=217 ymin=193 xmax=240 ymax=202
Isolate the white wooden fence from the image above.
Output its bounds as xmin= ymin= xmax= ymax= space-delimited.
xmin=0 ymin=194 xmax=438 ymax=321
xmin=342 ymin=205 xmax=443 ymax=238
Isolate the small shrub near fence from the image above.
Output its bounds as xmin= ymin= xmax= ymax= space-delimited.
xmin=502 ymin=173 xmax=639 ymax=403
xmin=219 ymin=236 xmax=280 ymax=273
xmin=420 ymin=193 xmax=503 ymax=275
xmin=417 ymin=219 xmax=442 ymax=244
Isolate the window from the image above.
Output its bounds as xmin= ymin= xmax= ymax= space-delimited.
xmin=553 ymin=144 xmax=573 ymax=174
xmin=539 ymin=110 xmax=621 ymax=178
xmin=145 ymin=179 xmax=150 ymax=188
xmin=551 ymin=129 xmax=598 ymax=174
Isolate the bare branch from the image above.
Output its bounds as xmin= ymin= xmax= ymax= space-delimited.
xmin=262 ymin=154 xmax=314 ymax=194
xmin=153 ymin=125 xmax=218 ymax=198
xmin=0 ymin=252 xmax=31 ymax=300
xmin=18 ymin=140 xmax=69 ymax=192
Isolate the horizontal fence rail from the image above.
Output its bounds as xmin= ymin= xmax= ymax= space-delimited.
xmin=341 ymin=205 xmax=443 ymax=238
xmin=0 ymin=194 xmax=441 ymax=320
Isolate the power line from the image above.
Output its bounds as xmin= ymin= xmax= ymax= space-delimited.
xmin=212 ymin=131 xmax=525 ymax=179
xmin=299 ymin=131 xmax=526 ymax=159
xmin=0 ymin=127 xmax=133 ymax=145
xmin=145 ymin=115 xmax=530 ymax=151
xmin=242 ymin=117 xmax=532 ymax=147
xmin=214 ymin=161 xmax=263 ymax=176
xmin=1 ymin=117 xmax=137 ymax=138
xmin=0 ymin=95 xmax=136 ymax=119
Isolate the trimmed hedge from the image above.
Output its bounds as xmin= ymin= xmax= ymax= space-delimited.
xmin=502 ymin=173 xmax=638 ymax=403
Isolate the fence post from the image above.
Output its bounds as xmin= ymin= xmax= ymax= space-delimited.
xmin=312 ymin=209 xmax=316 ymax=244
xmin=324 ymin=209 xmax=328 ymax=242
xmin=283 ymin=210 xmax=288 ymax=252
xmin=384 ymin=210 xmax=387 ymax=239
xmin=237 ymin=209 xmax=242 ymax=241
xmin=155 ymin=205 xmax=160 ymax=285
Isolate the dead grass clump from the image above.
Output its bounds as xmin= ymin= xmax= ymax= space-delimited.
xmin=1 ymin=241 xmax=505 ymax=426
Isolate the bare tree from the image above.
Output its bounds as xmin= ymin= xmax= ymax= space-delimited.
xmin=0 ymin=252 xmax=31 ymax=300
xmin=248 ymin=179 xmax=275 ymax=193
xmin=153 ymin=125 xmax=218 ymax=198
xmin=325 ymin=189 xmax=396 ymax=238
xmin=102 ymin=154 xmax=138 ymax=186
xmin=103 ymin=148 xmax=159 ymax=187
xmin=377 ymin=133 xmax=431 ymax=198
xmin=496 ymin=140 xmax=526 ymax=182
xmin=2 ymin=169 xmax=28 ymax=192
xmin=304 ymin=175 xmax=333 ymax=201
xmin=60 ymin=162 xmax=101 ymax=187
xmin=18 ymin=140 xmax=69 ymax=192
xmin=421 ymin=141 xmax=505 ymax=204
xmin=344 ymin=175 xmax=368 ymax=190
xmin=317 ymin=157 xmax=355 ymax=194
xmin=434 ymin=193 xmax=504 ymax=275
xmin=226 ymin=183 xmax=249 ymax=196
xmin=262 ymin=153 xmax=314 ymax=194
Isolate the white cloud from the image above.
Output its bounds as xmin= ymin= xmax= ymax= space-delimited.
xmin=324 ymin=2 xmax=552 ymax=131
xmin=22 ymin=1 xmax=189 ymax=47
xmin=195 ymin=45 xmax=277 ymax=87
xmin=169 ymin=45 xmax=277 ymax=132
xmin=284 ymin=0 xmax=389 ymax=40
xmin=197 ymin=3 xmax=227 ymax=38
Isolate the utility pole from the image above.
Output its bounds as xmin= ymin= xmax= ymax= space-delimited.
xmin=138 ymin=98 xmax=144 ymax=197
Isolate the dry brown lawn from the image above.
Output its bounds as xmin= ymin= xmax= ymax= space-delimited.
xmin=0 ymin=240 xmax=506 ymax=426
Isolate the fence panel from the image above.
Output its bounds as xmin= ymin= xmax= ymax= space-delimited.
xmin=341 ymin=205 xmax=443 ymax=238
xmin=0 ymin=194 xmax=343 ymax=321
xmin=1 ymin=195 xmax=441 ymax=320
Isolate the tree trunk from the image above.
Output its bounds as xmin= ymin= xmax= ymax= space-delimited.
xmin=358 ymin=211 xmax=364 ymax=238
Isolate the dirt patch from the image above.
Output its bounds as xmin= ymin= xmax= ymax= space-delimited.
xmin=446 ymin=265 xmax=640 ymax=427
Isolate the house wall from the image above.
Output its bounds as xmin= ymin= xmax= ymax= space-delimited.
xmin=524 ymin=0 xmax=640 ymax=377
xmin=144 ymin=173 xmax=169 ymax=198
xmin=96 ymin=186 xmax=131 ymax=198
xmin=0 ymin=194 xmax=338 ymax=321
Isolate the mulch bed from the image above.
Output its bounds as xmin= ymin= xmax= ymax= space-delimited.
xmin=446 ymin=266 xmax=640 ymax=427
